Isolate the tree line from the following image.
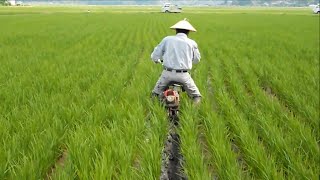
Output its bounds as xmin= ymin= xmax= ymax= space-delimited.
xmin=1 ymin=0 xmax=319 ymax=6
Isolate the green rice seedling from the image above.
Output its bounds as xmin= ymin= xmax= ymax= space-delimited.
xmin=180 ymin=43 xmax=245 ymax=179
xmin=222 ymin=56 xmax=317 ymax=178
xmin=0 ymin=6 xmax=318 ymax=179
xmin=199 ymin=101 xmax=245 ymax=179
xmin=179 ymin=102 xmax=213 ymax=180
xmin=250 ymin=60 xmax=319 ymax=131
xmin=209 ymin=59 xmax=280 ymax=179
xmin=236 ymin=59 xmax=319 ymax=164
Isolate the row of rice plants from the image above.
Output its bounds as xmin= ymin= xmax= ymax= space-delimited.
xmin=178 ymin=11 xmax=318 ymax=179
xmin=233 ymin=58 xmax=319 ymax=172
xmin=222 ymin=56 xmax=317 ymax=178
xmin=0 ymin=13 xmax=108 ymax=179
xmin=178 ymin=102 xmax=214 ymax=179
xmin=0 ymin=7 xmax=318 ymax=179
xmin=251 ymin=59 xmax=319 ymax=134
xmin=179 ymin=65 xmax=245 ymax=179
xmin=213 ymin=57 xmax=282 ymax=179
xmin=225 ymin=14 xmax=319 ymax=134
xmin=49 ymin=13 xmax=170 ymax=179
xmin=198 ymin=12 xmax=319 ymax=176
xmin=0 ymin=12 xmax=158 ymax=179
xmin=178 ymin=30 xmax=247 ymax=178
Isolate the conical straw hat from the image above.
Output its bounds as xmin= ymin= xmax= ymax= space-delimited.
xmin=170 ymin=18 xmax=197 ymax=32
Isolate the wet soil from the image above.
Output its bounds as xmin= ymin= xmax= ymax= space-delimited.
xmin=160 ymin=113 xmax=187 ymax=180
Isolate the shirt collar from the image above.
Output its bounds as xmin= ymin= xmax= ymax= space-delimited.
xmin=176 ymin=33 xmax=188 ymax=38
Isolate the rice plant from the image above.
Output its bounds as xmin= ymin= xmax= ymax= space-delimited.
xmin=0 ymin=6 xmax=318 ymax=179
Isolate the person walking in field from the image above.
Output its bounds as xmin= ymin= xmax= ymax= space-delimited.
xmin=151 ymin=18 xmax=202 ymax=104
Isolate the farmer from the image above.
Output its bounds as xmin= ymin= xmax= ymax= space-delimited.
xmin=151 ymin=18 xmax=201 ymax=104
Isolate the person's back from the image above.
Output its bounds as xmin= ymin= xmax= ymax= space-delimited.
xmin=160 ymin=34 xmax=199 ymax=70
xmin=150 ymin=18 xmax=202 ymax=104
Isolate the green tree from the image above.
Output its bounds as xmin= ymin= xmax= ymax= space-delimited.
xmin=0 ymin=0 xmax=6 ymax=5
xmin=233 ymin=0 xmax=252 ymax=5
xmin=239 ymin=0 xmax=252 ymax=5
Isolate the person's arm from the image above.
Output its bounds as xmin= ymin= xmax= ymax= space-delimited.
xmin=192 ymin=42 xmax=201 ymax=64
xmin=151 ymin=38 xmax=166 ymax=63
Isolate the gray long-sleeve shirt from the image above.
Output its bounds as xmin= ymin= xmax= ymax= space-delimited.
xmin=151 ymin=33 xmax=201 ymax=70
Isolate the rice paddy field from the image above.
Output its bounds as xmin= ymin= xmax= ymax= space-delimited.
xmin=0 ymin=6 xmax=319 ymax=179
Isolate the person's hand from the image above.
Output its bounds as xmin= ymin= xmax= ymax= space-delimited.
xmin=154 ymin=59 xmax=162 ymax=64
